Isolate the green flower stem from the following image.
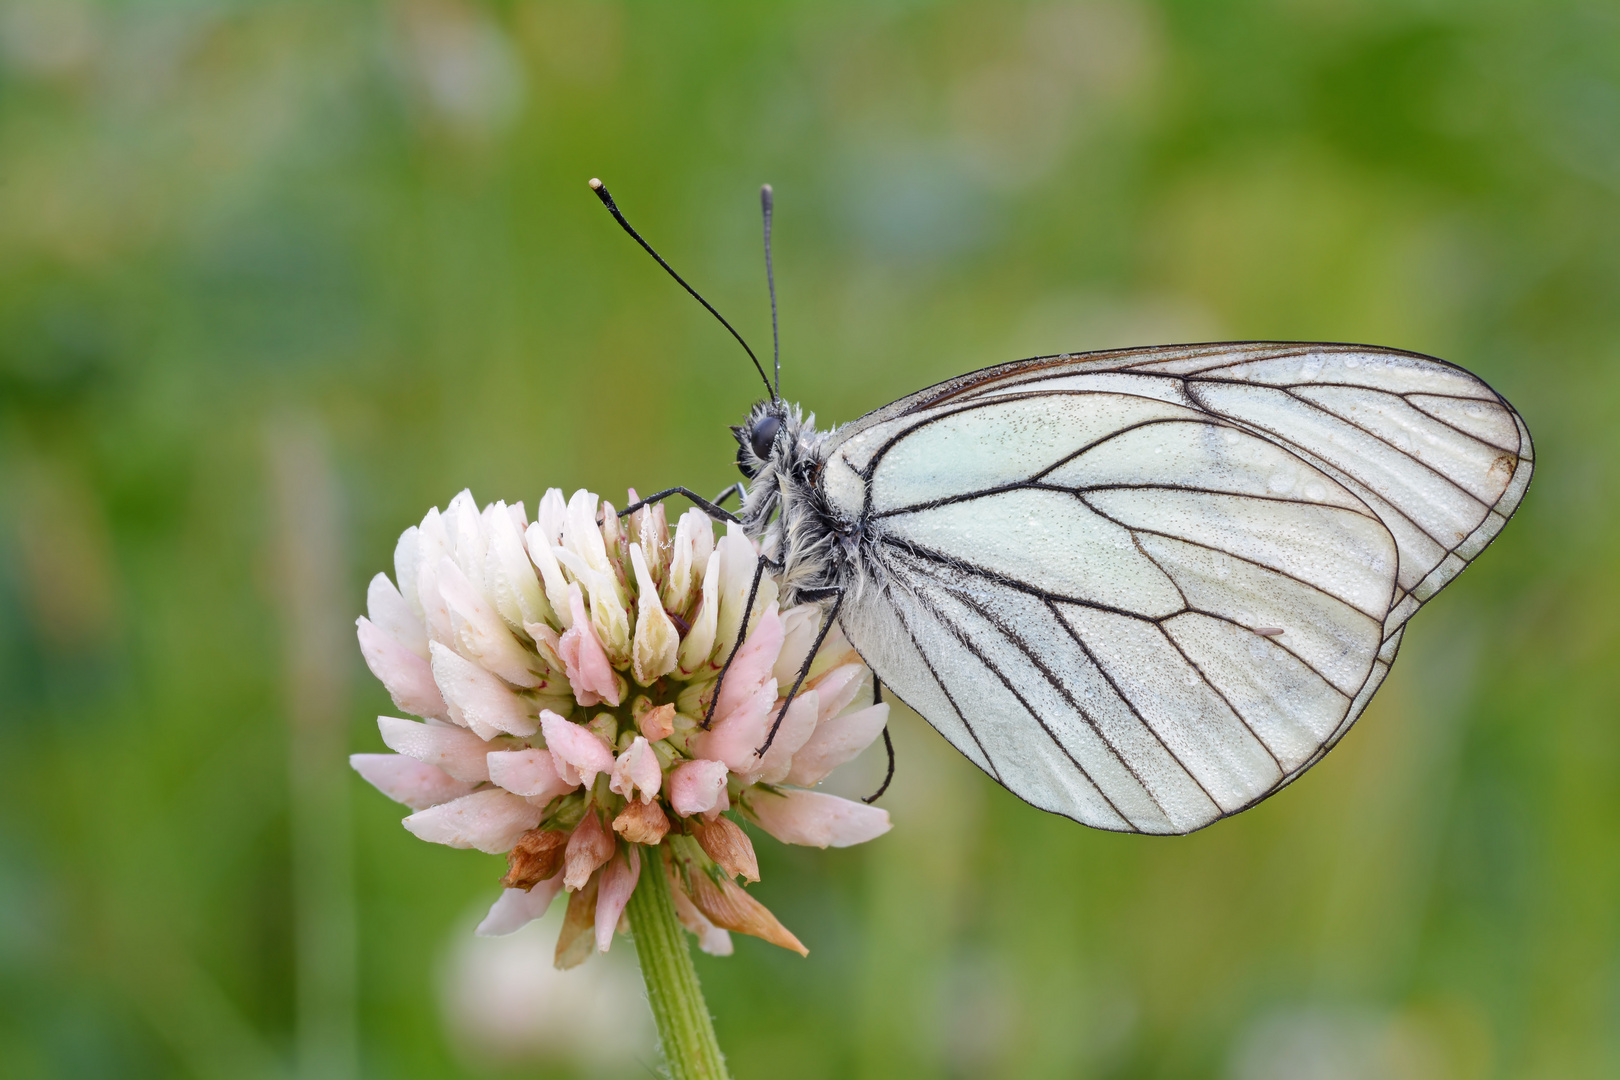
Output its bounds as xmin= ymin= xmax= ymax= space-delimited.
xmin=627 ymin=852 xmax=730 ymax=1080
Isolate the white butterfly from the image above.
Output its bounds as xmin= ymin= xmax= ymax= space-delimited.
xmin=592 ymin=182 xmax=1534 ymax=835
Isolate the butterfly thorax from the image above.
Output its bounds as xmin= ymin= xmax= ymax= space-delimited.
xmin=733 ymin=400 xmax=861 ymax=608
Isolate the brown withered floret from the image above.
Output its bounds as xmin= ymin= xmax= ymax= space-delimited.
xmin=564 ymin=809 xmax=617 ymax=890
xmin=500 ymin=828 xmax=569 ymax=890
xmin=689 ymin=816 xmax=759 ymax=883
xmin=682 ymin=857 xmax=806 ymax=957
xmin=554 ymin=872 xmax=600 ymax=970
xmin=638 ymin=702 xmax=677 ymax=741
xmin=613 ymin=798 xmax=671 ymax=845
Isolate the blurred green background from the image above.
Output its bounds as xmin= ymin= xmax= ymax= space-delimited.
xmin=0 ymin=0 xmax=1614 ymax=1077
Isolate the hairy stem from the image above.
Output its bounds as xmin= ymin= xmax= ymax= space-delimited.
xmin=627 ymin=854 xmax=729 ymax=1080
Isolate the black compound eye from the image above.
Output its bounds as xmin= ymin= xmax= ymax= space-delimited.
xmin=749 ymin=415 xmax=783 ymax=461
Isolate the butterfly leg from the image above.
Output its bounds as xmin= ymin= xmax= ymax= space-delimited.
xmin=861 ymin=678 xmax=895 ymax=804
xmin=618 ymin=486 xmax=741 ymax=525
xmin=755 ymin=591 xmax=844 ymax=758
xmin=711 ymin=482 xmax=747 ymax=509
xmin=701 ymin=552 xmax=780 ymax=729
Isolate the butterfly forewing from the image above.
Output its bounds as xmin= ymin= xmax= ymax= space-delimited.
xmin=823 ymin=342 xmax=1532 ymax=833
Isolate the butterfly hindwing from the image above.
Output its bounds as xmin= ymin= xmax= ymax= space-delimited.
xmin=822 ymin=343 xmax=1532 ymax=833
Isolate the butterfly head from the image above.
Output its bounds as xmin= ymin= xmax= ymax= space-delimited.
xmin=730 ymin=398 xmax=828 ymax=551
xmin=732 ymin=401 xmax=792 ymax=481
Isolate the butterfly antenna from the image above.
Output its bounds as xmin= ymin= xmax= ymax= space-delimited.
xmin=761 ymin=184 xmax=780 ymax=398
xmin=589 ymin=178 xmax=776 ymax=401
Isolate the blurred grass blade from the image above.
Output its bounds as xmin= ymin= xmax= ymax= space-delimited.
xmin=266 ymin=416 xmax=358 ymax=1080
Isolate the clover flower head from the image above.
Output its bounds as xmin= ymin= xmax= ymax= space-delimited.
xmin=352 ymin=488 xmax=892 ymax=964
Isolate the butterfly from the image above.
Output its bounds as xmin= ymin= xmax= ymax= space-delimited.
xmin=588 ymin=179 xmax=1533 ymax=835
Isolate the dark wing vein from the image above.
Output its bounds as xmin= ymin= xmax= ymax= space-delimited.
xmin=1024 ymin=417 xmax=1200 ymax=482
xmin=1072 ymin=493 xmax=1388 ymax=618
xmin=892 ymin=566 xmax=1133 ymax=826
xmin=889 ymin=529 xmax=1362 ymax=693
xmin=1277 ymin=385 xmax=1493 ymax=509
xmin=1397 ymin=402 xmax=1521 ymax=455
xmin=875 ymin=476 xmax=1367 ymax=523
xmin=1036 ymin=481 xmax=1373 ymax=511
xmin=858 ymin=392 xmax=1199 ymax=515
xmin=880 ymin=583 xmax=1004 ymax=784
xmin=1126 ymin=524 xmax=1189 ymax=609
xmin=883 ymin=535 xmax=1179 ymax=622
xmin=912 ymin=567 xmax=1182 ymax=823
xmin=1285 ymin=628 xmax=1406 ymax=783
xmin=1152 ymin=618 xmax=1286 ymax=773
xmin=1038 ymin=598 xmax=1226 ymax=812
xmin=1180 ymin=380 xmax=1454 ymax=554
xmin=870 ymin=417 xmax=1200 ymax=520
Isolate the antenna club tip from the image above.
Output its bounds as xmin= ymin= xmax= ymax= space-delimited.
xmin=761 ymin=183 xmax=773 ymax=195
xmin=588 ymin=177 xmax=603 ymax=190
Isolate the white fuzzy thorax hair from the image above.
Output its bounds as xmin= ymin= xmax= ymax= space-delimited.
xmin=732 ymin=400 xmax=881 ymax=610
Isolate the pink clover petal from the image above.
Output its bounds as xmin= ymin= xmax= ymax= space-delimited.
xmin=540 ymin=710 xmax=615 ymax=789
xmin=523 ymin=621 xmax=567 ymax=674
xmin=594 ymin=847 xmax=642 ymax=953
xmin=376 ymin=715 xmax=493 ymax=783
xmin=771 ymin=604 xmax=821 ymax=685
xmin=475 ymin=872 xmax=565 ymax=936
xmin=745 ymin=788 xmax=891 ymax=848
xmin=402 ymin=789 xmax=542 ymax=853
xmin=366 ymin=573 xmax=428 ymax=659
xmin=714 ymin=532 xmax=774 ymax=664
xmin=609 ymin=737 xmax=662 ymax=804
xmin=607 ymin=746 xmax=633 ymax=800
xmin=691 ymin=677 xmax=777 ymax=775
xmin=701 ymin=784 xmax=730 ymax=822
xmin=629 ymin=740 xmax=663 ymax=801
xmin=486 ymin=748 xmax=577 ymax=802
xmin=784 ymin=702 xmax=890 ymax=787
xmin=712 ymin=604 xmax=784 ymax=720
xmin=435 ymin=556 xmax=543 ymax=688
xmin=667 ymin=758 xmax=731 ymax=818
xmin=751 ymin=689 xmax=820 ymax=786
xmin=813 ymin=620 xmax=854 ymax=665
xmin=428 ymin=641 xmax=539 ymax=738
xmin=357 ymin=618 xmax=448 ymax=720
xmin=558 ymin=590 xmax=620 ymax=706
xmin=564 ymin=810 xmax=616 ymax=891
xmin=349 ymin=753 xmax=477 ymax=809
xmin=809 ymin=662 xmax=868 ymax=723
